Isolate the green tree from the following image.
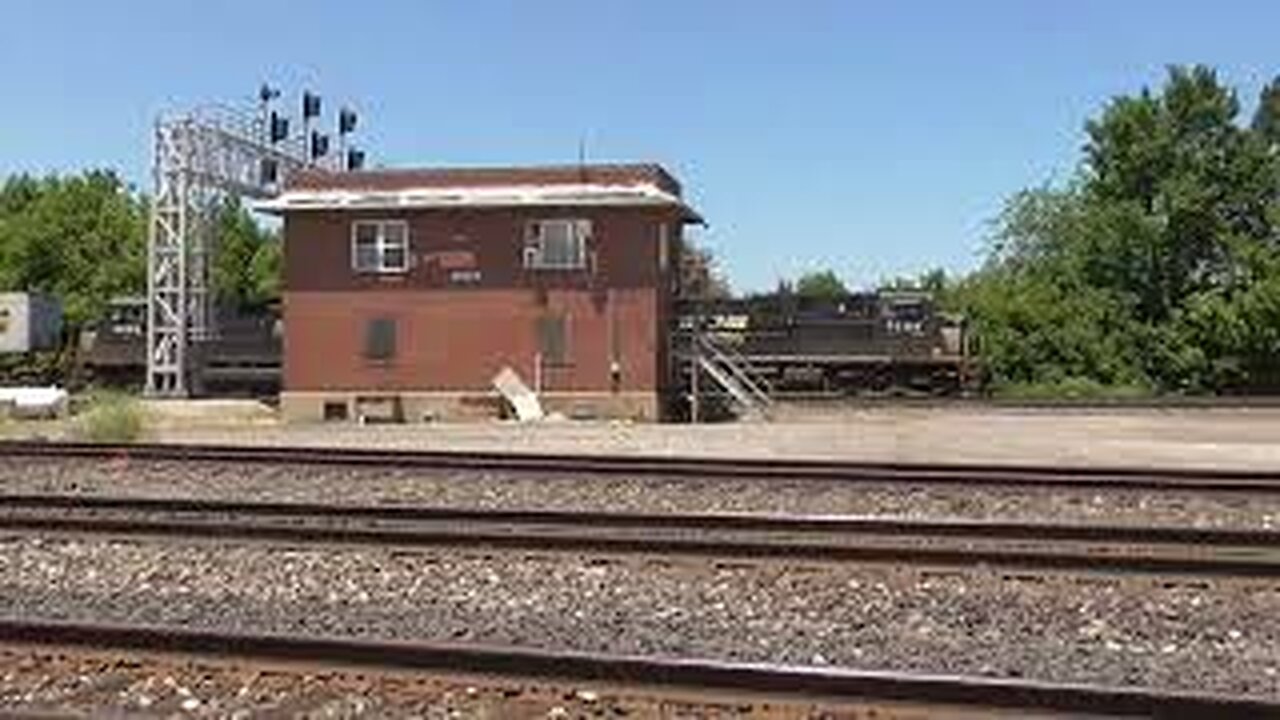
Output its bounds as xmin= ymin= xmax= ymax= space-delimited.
xmin=962 ymin=65 xmax=1280 ymax=394
xmin=0 ymin=172 xmax=282 ymax=338
xmin=213 ymin=197 xmax=280 ymax=311
xmin=0 ymin=170 xmax=147 ymax=331
xmin=795 ymin=269 xmax=847 ymax=299
xmin=1252 ymin=76 xmax=1280 ymax=145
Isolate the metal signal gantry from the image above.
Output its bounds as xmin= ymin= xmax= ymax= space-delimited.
xmin=146 ymin=88 xmax=365 ymax=396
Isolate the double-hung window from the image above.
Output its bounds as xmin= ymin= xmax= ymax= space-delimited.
xmin=524 ymin=219 xmax=590 ymax=270
xmin=352 ymin=220 xmax=409 ymax=273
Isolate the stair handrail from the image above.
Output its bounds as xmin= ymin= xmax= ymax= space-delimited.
xmin=696 ymin=333 xmax=772 ymax=408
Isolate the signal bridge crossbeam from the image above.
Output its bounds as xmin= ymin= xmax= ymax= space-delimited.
xmin=145 ymin=103 xmax=307 ymax=397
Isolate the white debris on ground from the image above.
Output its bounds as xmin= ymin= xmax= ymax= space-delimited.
xmin=491 ymin=367 xmax=544 ymax=422
xmin=0 ymin=386 xmax=68 ymax=419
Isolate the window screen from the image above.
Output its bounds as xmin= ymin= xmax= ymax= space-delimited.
xmin=364 ymin=317 xmax=397 ymax=360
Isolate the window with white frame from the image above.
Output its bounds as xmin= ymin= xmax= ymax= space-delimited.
xmin=351 ymin=220 xmax=409 ymax=273
xmin=524 ymin=219 xmax=590 ymax=270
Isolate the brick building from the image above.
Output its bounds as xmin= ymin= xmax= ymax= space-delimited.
xmin=261 ymin=164 xmax=701 ymax=422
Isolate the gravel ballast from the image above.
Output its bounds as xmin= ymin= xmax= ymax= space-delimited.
xmin=0 ymin=646 xmax=840 ymax=719
xmin=2 ymin=457 xmax=1279 ymax=529
xmin=0 ymin=536 xmax=1277 ymax=699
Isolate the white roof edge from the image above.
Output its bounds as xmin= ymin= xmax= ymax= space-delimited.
xmin=254 ymin=182 xmax=693 ymax=214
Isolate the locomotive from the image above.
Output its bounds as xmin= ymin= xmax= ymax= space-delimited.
xmin=674 ymin=290 xmax=972 ymax=397
xmin=77 ymin=297 xmax=281 ymax=397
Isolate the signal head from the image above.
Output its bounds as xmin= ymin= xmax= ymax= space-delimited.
xmin=303 ymin=91 xmax=322 ymax=120
xmin=346 ymin=148 xmax=366 ymax=171
xmin=339 ymin=108 xmax=358 ymax=135
xmin=310 ymin=131 xmax=330 ymax=160
xmin=269 ymin=112 xmax=289 ymax=143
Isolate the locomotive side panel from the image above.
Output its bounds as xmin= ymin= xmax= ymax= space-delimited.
xmin=673 ymin=291 xmax=971 ymax=398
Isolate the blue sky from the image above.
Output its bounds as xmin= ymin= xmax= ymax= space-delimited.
xmin=2 ymin=1 xmax=1278 ymax=291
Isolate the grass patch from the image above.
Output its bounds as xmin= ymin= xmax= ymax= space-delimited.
xmin=73 ymin=391 xmax=145 ymax=443
xmin=992 ymin=377 xmax=1154 ymax=400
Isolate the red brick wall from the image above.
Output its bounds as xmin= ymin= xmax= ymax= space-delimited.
xmin=281 ymin=201 xmax=686 ymax=395
xmin=283 ymin=288 xmax=659 ymax=392
xmin=285 ymin=206 xmax=680 ymax=292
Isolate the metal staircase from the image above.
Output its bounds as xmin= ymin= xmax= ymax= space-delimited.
xmin=691 ymin=333 xmax=773 ymax=421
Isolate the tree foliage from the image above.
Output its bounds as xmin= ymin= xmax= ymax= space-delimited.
xmin=794 ymin=269 xmax=848 ymax=299
xmin=962 ymin=65 xmax=1280 ymax=394
xmin=0 ymin=171 xmax=147 ymax=329
xmin=680 ymin=243 xmax=733 ymax=299
xmin=0 ymin=172 xmax=281 ymax=339
xmin=213 ymin=197 xmax=281 ymax=311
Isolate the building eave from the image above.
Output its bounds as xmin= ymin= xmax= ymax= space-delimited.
xmin=254 ymin=182 xmax=703 ymax=223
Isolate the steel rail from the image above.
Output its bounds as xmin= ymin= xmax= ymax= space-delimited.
xmin=0 ymin=617 xmax=1273 ymax=716
xmin=2 ymin=440 xmax=1280 ymax=492
xmin=2 ymin=495 xmax=1278 ymax=577
xmin=1 ymin=492 xmax=1277 ymax=547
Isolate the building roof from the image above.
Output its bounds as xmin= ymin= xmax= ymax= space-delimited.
xmin=257 ymin=163 xmax=703 ymax=223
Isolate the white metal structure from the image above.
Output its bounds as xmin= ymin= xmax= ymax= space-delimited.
xmin=145 ymin=103 xmax=307 ymax=396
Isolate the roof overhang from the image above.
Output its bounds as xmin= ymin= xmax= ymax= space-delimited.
xmin=254 ymin=182 xmax=705 ymax=224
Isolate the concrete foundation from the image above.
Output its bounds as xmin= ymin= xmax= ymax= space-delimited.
xmin=280 ymin=390 xmax=660 ymax=424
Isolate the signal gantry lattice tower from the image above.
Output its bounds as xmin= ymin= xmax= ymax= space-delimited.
xmin=146 ymin=88 xmax=365 ymax=396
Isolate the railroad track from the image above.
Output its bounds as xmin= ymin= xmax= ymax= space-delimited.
xmin=0 ymin=617 xmax=1273 ymax=717
xmin=2 ymin=493 xmax=1278 ymax=577
xmin=3 ymin=439 xmax=1280 ymax=492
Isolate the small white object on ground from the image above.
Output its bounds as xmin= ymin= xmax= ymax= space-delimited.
xmin=0 ymin=386 xmax=67 ymax=419
xmin=491 ymin=367 xmax=544 ymax=422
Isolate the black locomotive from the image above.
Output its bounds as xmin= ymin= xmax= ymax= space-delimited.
xmin=674 ymin=290 xmax=972 ymax=397
xmin=77 ymin=298 xmax=281 ymax=397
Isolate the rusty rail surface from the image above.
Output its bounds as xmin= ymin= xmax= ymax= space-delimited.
xmin=2 ymin=494 xmax=1279 ymax=577
xmin=2 ymin=440 xmax=1280 ymax=492
xmin=0 ymin=618 xmax=1273 ymax=716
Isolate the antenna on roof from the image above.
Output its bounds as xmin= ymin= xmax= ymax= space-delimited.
xmin=577 ymin=132 xmax=588 ymax=181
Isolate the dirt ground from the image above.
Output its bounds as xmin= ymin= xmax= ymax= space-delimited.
xmin=23 ymin=399 xmax=1275 ymax=470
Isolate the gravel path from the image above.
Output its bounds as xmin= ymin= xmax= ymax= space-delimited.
xmin=3 ymin=457 xmax=1279 ymax=529
xmin=1 ymin=536 xmax=1277 ymax=699
xmin=149 ymin=405 xmax=1280 ymax=471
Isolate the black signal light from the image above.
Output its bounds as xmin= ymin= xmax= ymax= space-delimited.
xmin=339 ymin=108 xmax=358 ymax=134
xmin=269 ymin=112 xmax=289 ymax=143
xmin=310 ymin=131 xmax=330 ymax=160
xmin=302 ymin=91 xmax=322 ymax=119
